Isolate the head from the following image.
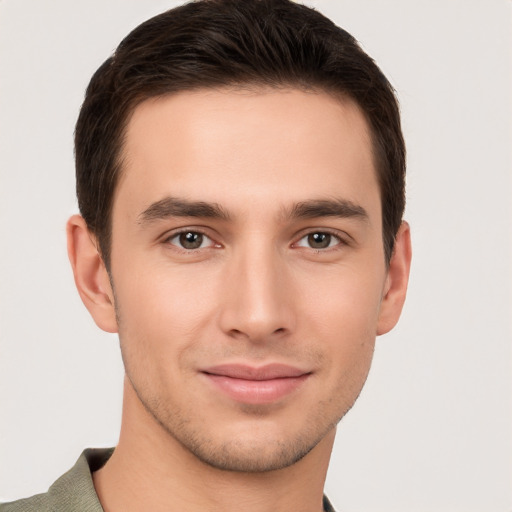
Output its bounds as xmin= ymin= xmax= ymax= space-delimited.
xmin=68 ymin=0 xmax=411 ymax=473
xmin=75 ymin=0 xmax=405 ymax=271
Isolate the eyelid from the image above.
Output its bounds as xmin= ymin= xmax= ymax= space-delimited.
xmin=161 ymin=227 xmax=221 ymax=250
xmin=291 ymin=228 xmax=350 ymax=249
xmin=159 ymin=225 xmax=350 ymax=251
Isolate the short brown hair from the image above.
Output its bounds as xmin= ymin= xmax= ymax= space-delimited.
xmin=75 ymin=0 xmax=405 ymax=269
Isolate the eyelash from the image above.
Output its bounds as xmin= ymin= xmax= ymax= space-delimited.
xmin=163 ymin=229 xmax=219 ymax=252
xmin=163 ymin=228 xmax=348 ymax=253
xmin=293 ymin=229 xmax=347 ymax=251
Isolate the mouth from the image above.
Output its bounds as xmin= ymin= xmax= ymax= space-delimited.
xmin=200 ymin=363 xmax=311 ymax=404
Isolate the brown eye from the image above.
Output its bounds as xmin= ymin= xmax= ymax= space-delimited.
xmin=167 ymin=231 xmax=209 ymax=250
xmin=295 ymin=232 xmax=341 ymax=250
xmin=307 ymin=232 xmax=331 ymax=249
xmin=179 ymin=232 xmax=203 ymax=249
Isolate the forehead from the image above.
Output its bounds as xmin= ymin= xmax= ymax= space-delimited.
xmin=116 ymin=87 xmax=379 ymax=220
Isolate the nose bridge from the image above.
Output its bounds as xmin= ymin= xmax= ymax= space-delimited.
xmin=219 ymin=233 xmax=294 ymax=341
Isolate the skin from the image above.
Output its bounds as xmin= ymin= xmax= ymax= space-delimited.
xmin=67 ymin=88 xmax=411 ymax=512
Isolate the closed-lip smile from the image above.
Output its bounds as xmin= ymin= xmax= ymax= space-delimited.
xmin=200 ymin=363 xmax=311 ymax=404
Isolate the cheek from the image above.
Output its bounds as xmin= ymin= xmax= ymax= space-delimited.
xmin=300 ymin=264 xmax=384 ymax=333
xmin=112 ymin=260 xmax=221 ymax=361
xmin=298 ymin=265 xmax=383 ymax=376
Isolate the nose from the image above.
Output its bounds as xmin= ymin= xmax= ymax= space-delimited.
xmin=218 ymin=241 xmax=296 ymax=343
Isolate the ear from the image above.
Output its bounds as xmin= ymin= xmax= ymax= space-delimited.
xmin=377 ymin=221 xmax=412 ymax=335
xmin=66 ymin=215 xmax=118 ymax=333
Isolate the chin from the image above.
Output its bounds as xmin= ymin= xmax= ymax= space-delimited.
xmin=149 ymin=399 xmax=343 ymax=473
xmin=172 ymin=429 xmax=323 ymax=473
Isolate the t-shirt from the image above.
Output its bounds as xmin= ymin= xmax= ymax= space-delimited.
xmin=0 ymin=448 xmax=337 ymax=511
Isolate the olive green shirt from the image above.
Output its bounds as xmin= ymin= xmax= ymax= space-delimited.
xmin=0 ymin=449 xmax=113 ymax=512
xmin=1 ymin=448 xmax=336 ymax=511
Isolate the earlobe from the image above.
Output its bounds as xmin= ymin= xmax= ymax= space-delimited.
xmin=377 ymin=221 xmax=412 ymax=336
xmin=66 ymin=215 xmax=118 ymax=333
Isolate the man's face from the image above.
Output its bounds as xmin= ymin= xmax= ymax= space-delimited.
xmin=109 ymin=88 xmax=389 ymax=471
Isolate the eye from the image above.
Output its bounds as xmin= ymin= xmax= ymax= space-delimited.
xmin=295 ymin=232 xmax=342 ymax=250
xmin=167 ymin=231 xmax=215 ymax=250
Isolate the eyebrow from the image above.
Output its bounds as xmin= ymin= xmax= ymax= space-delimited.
xmin=137 ymin=196 xmax=231 ymax=225
xmin=137 ymin=196 xmax=368 ymax=226
xmin=287 ymin=198 xmax=369 ymax=222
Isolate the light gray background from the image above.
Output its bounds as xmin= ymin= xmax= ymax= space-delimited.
xmin=1 ymin=1 xmax=511 ymax=510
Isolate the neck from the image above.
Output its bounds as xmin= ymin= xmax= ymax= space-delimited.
xmin=93 ymin=377 xmax=334 ymax=512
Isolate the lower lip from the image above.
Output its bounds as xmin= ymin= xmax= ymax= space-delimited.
xmin=203 ymin=374 xmax=310 ymax=404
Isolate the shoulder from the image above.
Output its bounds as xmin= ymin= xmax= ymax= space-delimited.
xmin=0 ymin=448 xmax=113 ymax=512
xmin=0 ymin=492 xmax=52 ymax=512
xmin=0 ymin=493 xmax=50 ymax=512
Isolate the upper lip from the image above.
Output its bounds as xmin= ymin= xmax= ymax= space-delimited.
xmin=201 ymin=363 xmax=310 ymax=381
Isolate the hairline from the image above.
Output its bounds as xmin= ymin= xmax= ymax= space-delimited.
xmin=97 ymin=82 xmax=390 ymax=270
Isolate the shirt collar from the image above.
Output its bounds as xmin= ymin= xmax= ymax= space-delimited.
xmin=48 ymin=448 xmax=336 ymax=512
